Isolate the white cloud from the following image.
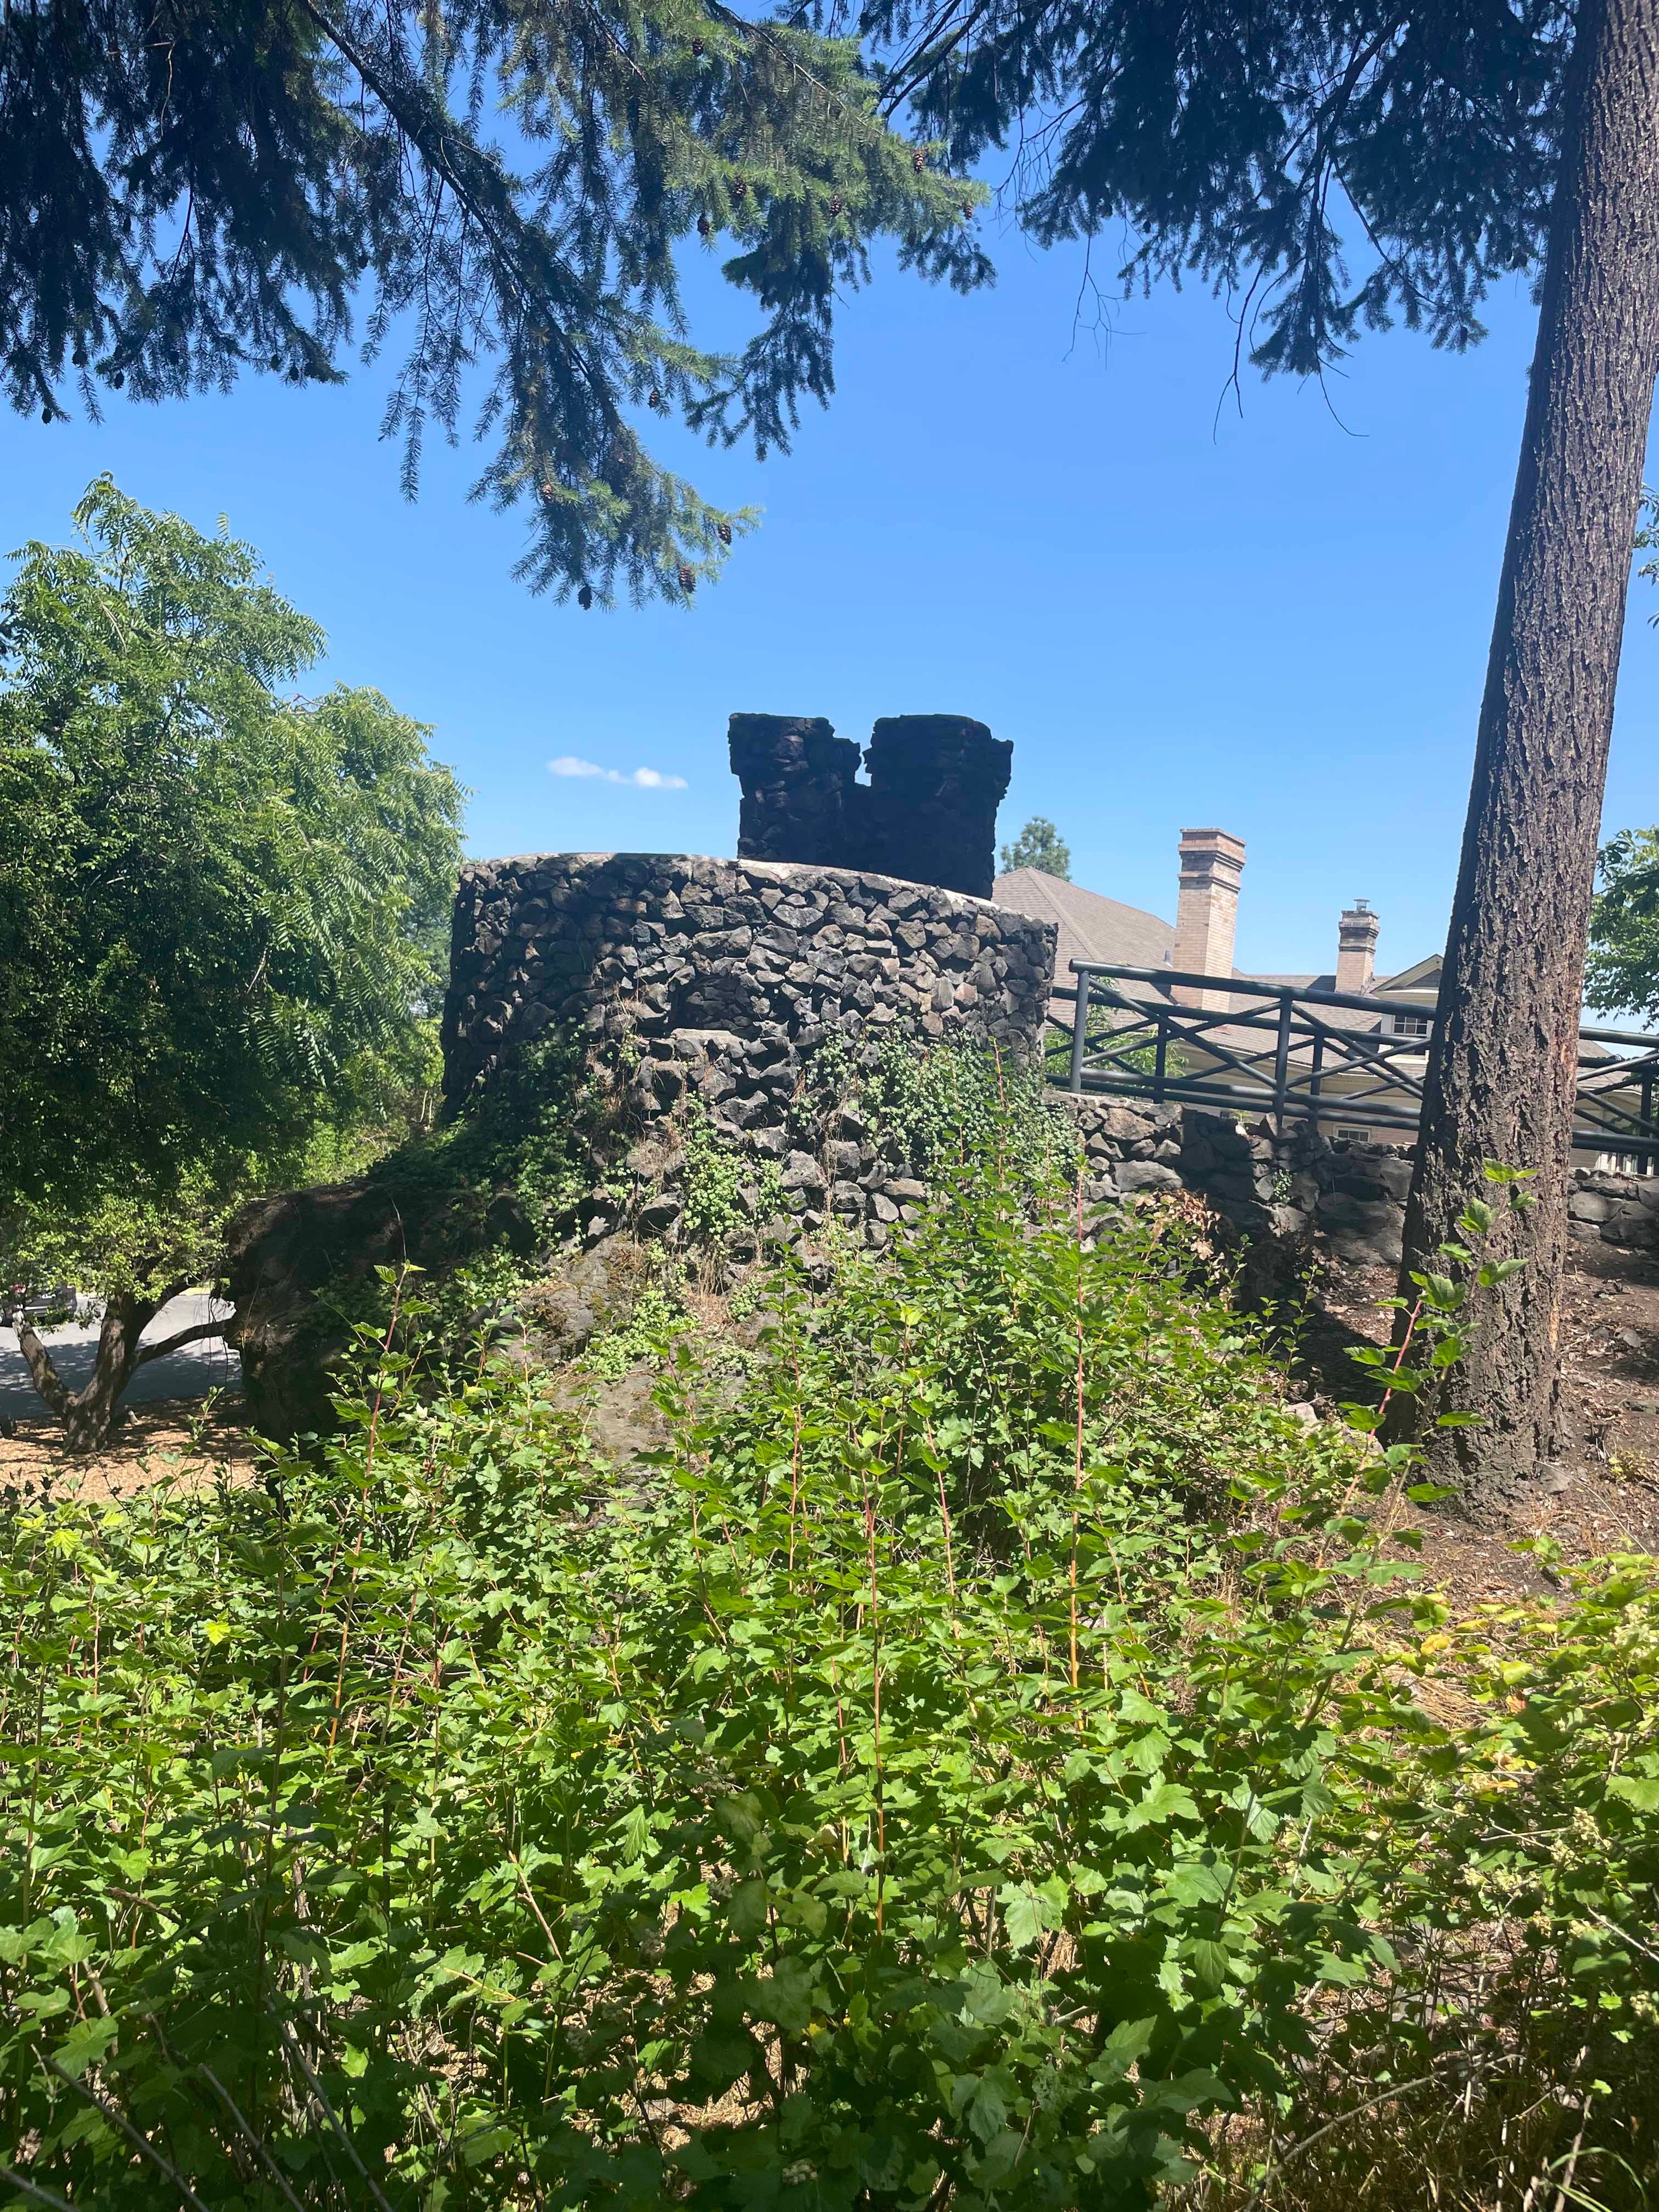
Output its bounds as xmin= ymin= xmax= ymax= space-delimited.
xmin=548 ymin=754 xmax=687 ymax=790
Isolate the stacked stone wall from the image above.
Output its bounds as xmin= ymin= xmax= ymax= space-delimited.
xmin=728 ymin=713 xmax=1012 ymax=900
xmin=1063 ymin=1102 xmax=1414 ymax=1264
xmin=439 ymin=850 xmax=1058 ymax=1252
xmin=442 ymin=849 xmax=1659 ymax=1276
xmin=1569 ymin=1166 xmax=1659 ymax=1253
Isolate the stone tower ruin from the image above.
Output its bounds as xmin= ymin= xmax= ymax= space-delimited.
xmin=728 ymin=711 xmax=1012 ymax=900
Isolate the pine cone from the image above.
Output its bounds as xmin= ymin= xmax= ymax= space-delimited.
xmin=677 ymin=564 xmax=696 ymax=592
xmin=698 ymin=214 xmax=712 ymax=238
xmin=578 ymin=584 xmax=594 ymax=610
xmin=731 ymin=177 xmax=746 ymax=201
xmin=829 ymin=195 xmax=842 ymax=216
xmin=717 ymin=521 xmax=732 ymax=546
xmin=912 ymin=148 xmax=925 ymax=172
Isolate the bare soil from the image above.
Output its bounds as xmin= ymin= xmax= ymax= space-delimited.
xmin=0 ymin=1396 xmax=259 ymax=1506
xmin=1308 ymin=1236 xmax=1659 ymax=1612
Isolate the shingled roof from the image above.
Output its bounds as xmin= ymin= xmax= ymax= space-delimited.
xmin=992 ymin=869 xmax=1174 ymax=996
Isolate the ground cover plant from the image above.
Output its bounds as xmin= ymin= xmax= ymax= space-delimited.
xmin=2 ymin=1130 xmax=1657 ymax=2207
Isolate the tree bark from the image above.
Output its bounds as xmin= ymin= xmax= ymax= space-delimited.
xmin=1400 ymin=0 xmax=1659 ymax=1499
xmin=12 ymin=1284 xmax=185 ymax=1452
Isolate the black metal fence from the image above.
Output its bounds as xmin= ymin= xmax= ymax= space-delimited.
xmin=1055 ymin=963 xmax=1659 ymax=1163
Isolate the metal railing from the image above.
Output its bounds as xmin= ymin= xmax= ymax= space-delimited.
xmin=1054 ymin=963 xmax=1659 ymax=1162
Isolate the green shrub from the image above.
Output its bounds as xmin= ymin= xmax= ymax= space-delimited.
xmin=0 ymin=1147 xmax=1655 ymax=2208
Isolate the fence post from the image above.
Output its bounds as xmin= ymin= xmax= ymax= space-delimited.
xmin=1153 ymin=1011 xmax=1168 ymax=1104
xmin=1068 ymin=974 xmax=1090 ymax=1094
xmin=1308 ymin=1031 xmax=1324 ymax=1136
xmin=1272 ymin=991 xmax=1293 ymax=1135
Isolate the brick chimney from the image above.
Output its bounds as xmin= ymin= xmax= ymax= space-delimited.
xmin=1172 ymin=829 xmax=1246 ymax=1010
xmin=1336 ymin=900 xmax=1379 ymax=995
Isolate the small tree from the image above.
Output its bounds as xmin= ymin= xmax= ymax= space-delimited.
xmin=0 ymin=479 xmax=464 ymax=1448
xmin=1586 ymin=830 xmax=1659 ymax=1018
xmin=999 ymin=816 xmax=1071 ymax=880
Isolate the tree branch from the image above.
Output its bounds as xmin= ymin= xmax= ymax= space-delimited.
xmin=13 ymin=1320 xmax=69 ymax=1418
xmin=135 ymin=1318 xmax=228 ymax=1366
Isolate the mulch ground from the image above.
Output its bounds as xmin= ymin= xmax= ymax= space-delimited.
xmin=0 ymin=1396 xmax=260 ymax=1507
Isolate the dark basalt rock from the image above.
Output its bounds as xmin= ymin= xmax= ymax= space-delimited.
xmin=862 ymin=715 xmax=1012 ymax=901
xmin=727 ymin=710 xmax=1011 ymax=899
xmin=225 ymin=1178 xmax=492 ymax=1440
xmin=728 ymin=714 xmax=866 ymax=868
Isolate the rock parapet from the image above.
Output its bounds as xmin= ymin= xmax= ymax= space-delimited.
xmin=442 ymin=852 xmax=1056 ymax=1115
xmin=728 ymin=712 xmax=1011 ymax=899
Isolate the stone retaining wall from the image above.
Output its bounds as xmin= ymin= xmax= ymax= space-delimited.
xmin=1569 ymin=1167 xmax=1659 ymax=1253
xmin=442 ymin=850 xmax=1057 ymax=1114
xmin=1065 ymin=1101 xmax=1414 ymax=1264
xmin=439 ymin=850 xmax=1571 ymax=1273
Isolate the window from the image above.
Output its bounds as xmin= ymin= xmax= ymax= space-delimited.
xmin=1335 ymin=1127 xmax=1371 ymax=1145
xmin=1389 ymin=1011 xmax=1432 ymax=1039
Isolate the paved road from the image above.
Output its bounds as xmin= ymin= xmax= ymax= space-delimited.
xmin=0 ymin=1291 xmax=242 ymax=1420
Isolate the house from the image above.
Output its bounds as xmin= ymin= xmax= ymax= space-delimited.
xmin=996 ymin=828 xmax=1659 ymax=1162
xmin=995 ymin=828 xmax=1443 ymax=1144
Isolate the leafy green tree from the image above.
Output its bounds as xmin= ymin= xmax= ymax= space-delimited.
xmin=0 ymin=478 xmax=464 ymax=1448
xmin=1 ymin=0 xmax=987 ymax=604
xmin=1587 ymin=829 xmax=1659 ymax=1017
xmin=871 ymin=0 xmax=1659 ymax=1493
xmin=998 ymin=815 xmax=1070 ymax=880
xmin=1588 ymin=498 xmax=1659 ymax=1011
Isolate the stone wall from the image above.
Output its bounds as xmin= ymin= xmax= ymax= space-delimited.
xmin=1569 ymin=1166 xmax=1659 ymax=1253
xmin=727 ymin=715 xmax=865 ymax=870
xmin=728 ymin=713 xmax=1012 ymax=900
xmin=443 ymin=849 xmax=1056 ymax=1109
xmin=1065 ymin=1102 xmax=1414 ymax=1265
xmin=437 ymin=850 xmax=1515 ymax=1272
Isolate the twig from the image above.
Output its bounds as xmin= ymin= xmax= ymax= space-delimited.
xmin=0 ymin=2161 xmax=78 ymax=2212
xmin=1549 ymin=2076 xmax=1594 ymax=2212
xmin=1232 ymin=2073 xmax=1440 ymax=2209
xmin=200 ymin=2063 xmax=309 ymax=2212
xmin=274 ymin=2011 xmax=396 ymax=2212
xmin=41 ymin=2053 xmax=212 ymax=2212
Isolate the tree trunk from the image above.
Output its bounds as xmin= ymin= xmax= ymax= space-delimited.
xmin=15 ymin=1287 xmax=166 ymax=1452
xmin=1400 ymin=0 xmax=1659 ymax=1499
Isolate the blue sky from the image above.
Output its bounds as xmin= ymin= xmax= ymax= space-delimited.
xmin=4 ymin=222 xmax=1656 ymax=984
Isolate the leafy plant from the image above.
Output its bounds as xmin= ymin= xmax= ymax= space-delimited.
xmin=679 ymin=1103 xmax=786 ymax=1256
xmin=0 ymin=1140 xmax=1654 ymax=2208
xmin=0 ymin=479 xmax=464 ymax=1446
